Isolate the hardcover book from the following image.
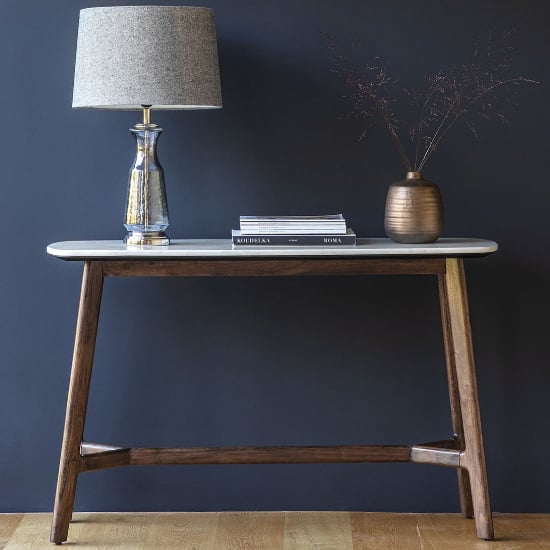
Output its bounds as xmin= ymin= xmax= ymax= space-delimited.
xmin=232 ymin=228 xmax=356 ymax=247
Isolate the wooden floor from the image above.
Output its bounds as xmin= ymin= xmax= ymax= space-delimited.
xmin=1 ymin=512 xmax=549 ymax=549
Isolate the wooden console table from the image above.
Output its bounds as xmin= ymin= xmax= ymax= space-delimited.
xmin=47 ymin=238 xmax=497 ymax=544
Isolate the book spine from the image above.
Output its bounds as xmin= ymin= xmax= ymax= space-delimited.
xmin=233 ymin=234 xmax=356 ymax=246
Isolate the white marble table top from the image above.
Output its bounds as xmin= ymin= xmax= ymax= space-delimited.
xmin=47 ymin=238 xmax=498 ymax=259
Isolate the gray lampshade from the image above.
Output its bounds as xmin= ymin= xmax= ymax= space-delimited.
xmin=73 ymin=6 xmax=222 ymax=110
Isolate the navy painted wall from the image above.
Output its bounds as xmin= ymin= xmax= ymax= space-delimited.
xmin=1 ymin=0 xmax=549 ymax=513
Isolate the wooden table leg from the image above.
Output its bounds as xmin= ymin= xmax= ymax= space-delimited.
xmin=442 ymin=258 xmax=494 ymax=540
xmin=50 ymin=261 xmax=104 ymax=544
xmin=438 ymin=273 xmax=474 ymax=518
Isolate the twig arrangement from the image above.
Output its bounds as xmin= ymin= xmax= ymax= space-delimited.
xmin=324 ymin=31 xmax=537 ymax=172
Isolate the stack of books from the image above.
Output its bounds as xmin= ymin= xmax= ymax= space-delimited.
xmin=232 ymin=214 xmax=356 ymax=247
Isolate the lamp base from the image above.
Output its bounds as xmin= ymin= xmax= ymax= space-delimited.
xmin=124 ymin=113 xmax=170 ymax=247
xmin=124 ymin=230 xmax=170 ymax=246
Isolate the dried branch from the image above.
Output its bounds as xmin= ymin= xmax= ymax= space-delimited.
xmin=324 ymin=33 xmax=412 ymax=171
xmin=325 ymin=30 xmax=538 ymax=173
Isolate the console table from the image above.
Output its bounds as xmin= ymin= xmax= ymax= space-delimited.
xmin=47 ymin=238 xmax=497 ymax=544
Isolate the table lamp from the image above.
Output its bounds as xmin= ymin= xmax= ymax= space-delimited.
xmin=73 ymin=6 xmax=222 ymax=245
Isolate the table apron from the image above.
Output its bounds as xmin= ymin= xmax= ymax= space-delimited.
xmin=100 ymin=257 xmax=447 ymax=277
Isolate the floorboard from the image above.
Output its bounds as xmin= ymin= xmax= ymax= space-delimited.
xmin=2 ymin=512 xmax=549 ymax=549
xmin=0 ymin=514 xmax=23 ymax=549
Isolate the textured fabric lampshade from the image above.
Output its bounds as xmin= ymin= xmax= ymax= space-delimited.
xmin=73 ymin=6 xmax=222 ymax=110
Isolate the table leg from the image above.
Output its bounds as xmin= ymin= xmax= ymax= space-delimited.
xmin=50 ymin=261 xmax=104 ymax=544
xmin=438 ymin=273 xmax=474 ymax=518
xmin=443 ymin=258 xmax=494 ymax=540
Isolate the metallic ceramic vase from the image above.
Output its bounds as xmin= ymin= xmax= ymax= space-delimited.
xmin=384 ymin=171 xmax=443 ymax=244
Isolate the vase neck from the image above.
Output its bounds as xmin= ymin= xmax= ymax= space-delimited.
xmin=406 ymin=171 xmax=422 ymax=180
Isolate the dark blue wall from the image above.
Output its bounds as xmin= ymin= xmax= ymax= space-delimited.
xmin=1 ymin=0 xmax=549 ymax=513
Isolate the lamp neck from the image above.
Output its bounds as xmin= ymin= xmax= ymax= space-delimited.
xmin=142 ymin=104 xmax=152 ymax=125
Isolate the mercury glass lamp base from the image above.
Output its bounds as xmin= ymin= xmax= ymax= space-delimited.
xmin=124 ymin=231 xmax=170 ymax=246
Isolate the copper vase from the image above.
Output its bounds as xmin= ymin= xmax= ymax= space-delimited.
xmin=384 ymin=171 xmax=443 ymax=244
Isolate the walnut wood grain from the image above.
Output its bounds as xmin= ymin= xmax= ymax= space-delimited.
xmin=50 ymin=261 xmax=104 ymax=545
xmin=82 ymin=449 xmax=131 ymax=472
xmin=130 ymin=445 xmax=411 ymax=465
xmin=80 ymin=445 xmax=412 ymax=471
xmin=79 ymin=442 xmax=131 ymax=472
xmin=102 ymin=258 xmax=445 ymax=277
xmin=443 ymin=258 xmax=493 ymax=540
xmin=438 ymin=273 xmax=475 ymax=518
